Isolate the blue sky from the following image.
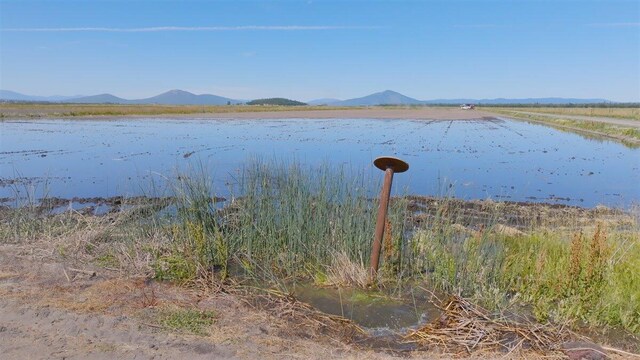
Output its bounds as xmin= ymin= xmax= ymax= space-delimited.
xmin=1 ymin=0 xmax=638 ymax=102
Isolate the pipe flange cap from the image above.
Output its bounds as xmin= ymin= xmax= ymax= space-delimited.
xmin=373 ymin=156 xmax=409 ymax=173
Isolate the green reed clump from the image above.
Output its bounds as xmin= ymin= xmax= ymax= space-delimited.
xmin=154 ymin=170 xmax=228 ymax=282
xmin=411 ymin=200 xmax=507 ymax=298
xmin=161 ymin=160 xmax=408 ymax=282
xmin=232 ymin=161 xmax=411 ymax=278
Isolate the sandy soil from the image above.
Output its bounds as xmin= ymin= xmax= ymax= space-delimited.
xmin=0 ymin=243 xmax=406 ymax=360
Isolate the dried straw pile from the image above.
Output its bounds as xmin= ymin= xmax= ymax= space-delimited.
xmin=405 ymin=295 xmax=571 ymax=356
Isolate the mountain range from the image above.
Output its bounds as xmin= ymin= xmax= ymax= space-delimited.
xmin=0 ymin=89 xmax=243 ymax=105
xmin=309 ymin=90 xmax=611 ymax=106
xmin=0 ymin=89 xmax=612 ymax=106
xmin=0 ymin=90 xmax=83 ymax=102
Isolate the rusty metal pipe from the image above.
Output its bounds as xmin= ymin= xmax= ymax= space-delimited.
xmin=369 ymin=156 xmax=409 ymax=283
xmin=369 ymin=167 xmax=395 ymax=279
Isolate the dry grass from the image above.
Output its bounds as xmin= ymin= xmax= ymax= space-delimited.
xmin=405 ymin=295 xmax=572 ymax=357
xmin=493 ymin=107 xmax=640 ymax=120
xmin=324 ymin=252 xmax=370 ymax=288
xmin=245 ymin=287 xmax=367 ymax=342
xmin=0 ymin=103 xmax=351 ymax=118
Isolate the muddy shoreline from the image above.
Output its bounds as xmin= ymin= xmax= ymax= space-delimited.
xmin=2 ymin=194 xmax=635 ymax=229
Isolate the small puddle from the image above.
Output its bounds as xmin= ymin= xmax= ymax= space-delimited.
xmin=293 ymin=285 xmax=443 ymax=353
xmin=293 ymin=285 xmax=440 ymax=330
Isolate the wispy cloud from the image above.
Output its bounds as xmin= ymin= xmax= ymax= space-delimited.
xmin=587 ymin=22 xmax=640 ymax=28
xmin=453 ymin=24 xmax=505 ymax=29
xmin=2 ymin=25 xmax=382 ymax=33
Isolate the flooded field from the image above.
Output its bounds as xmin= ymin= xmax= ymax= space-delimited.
xmin=1 ymin=117 xmax=638 ymax=207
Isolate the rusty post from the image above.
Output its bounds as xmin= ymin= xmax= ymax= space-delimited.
xmin=369 ymin=156 xmax=409 ymax=283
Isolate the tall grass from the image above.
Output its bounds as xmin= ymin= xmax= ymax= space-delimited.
xmin=156 ymin=160 xmax=408 ymax=282
xmin=413 ymin=223 xmax=640 ymax=334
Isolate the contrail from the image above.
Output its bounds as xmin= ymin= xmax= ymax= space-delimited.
xmin=2 ymin=25 xmax=383 ymax=32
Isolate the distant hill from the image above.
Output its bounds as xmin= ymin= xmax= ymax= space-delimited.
xmin=422 ymin=97 xmax=612 ymax=105
xmin=0 ymin=90 xmax=81 ymax=102
xmin=2 ymin=89 xmax=614 ymax=106
xmin=132 ymin=89 xmax=241 ymax=105
xmin=67 ymin=90 xmax=242 ymax=105
xmin=69 ymin=93 xmax=130 ymax=104
xmin=330 ymin=91 xmax=612 ymax=106
xmin=246 ymin=98 xmax=307 ymax=106
xmin=335 ymin=90 xmax=422 ymax=106
xmin=307 ymin=98 xmax=342 ymax=105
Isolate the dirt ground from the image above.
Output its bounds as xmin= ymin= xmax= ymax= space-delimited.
xmin=0 ymin=241 xmax=603 ymax=360
xmin=1 ymin=239 xmax=635 ymax=360
xmin=0 ymin=242 xmax=404 ymax=360
xmin=1 ymin=240 xmax=539 ymax=360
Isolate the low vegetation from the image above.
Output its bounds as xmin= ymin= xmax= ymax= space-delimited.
xmin=414 ymin=222 xmax=640 ymax=334
xmin=0 ymin=103 xmax=343 ymax=118
xmin=157 ymin=307 xmax=216 ymax=335
xmin=1 ymin=161 xmax=638 ymax=341
xmin=246 ymin=98 xmax=307 ymax=106
xmin=488 ymin=109 xmax=640 ymax=147
xmin=491 ymin=106 xmax=640 ymax=121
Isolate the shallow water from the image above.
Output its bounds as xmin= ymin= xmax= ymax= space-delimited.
xmin=294 ymin=285 xmax=439 ymax=330
xmin=1 ymin=117 xmax=638 ymax=207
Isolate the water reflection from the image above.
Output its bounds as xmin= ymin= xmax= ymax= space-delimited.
xmin=1 ymin=118 xmax=638 ymax=207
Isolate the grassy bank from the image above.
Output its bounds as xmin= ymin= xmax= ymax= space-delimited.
xmin=1 ymin=162 xmax=638 ymax=337
xmin=488 ymin=109 xmax=640 ymax=147
xmin=0 ymin=103 xmax=352 ymax=118
xmin=491 ymin=107 xmax=640 ymax=121
xmin=414 ymin=223 xmax=640 ymax=334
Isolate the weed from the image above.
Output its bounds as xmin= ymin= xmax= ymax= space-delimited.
xmin=158 ymin=308 xmax=216 ymax=335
